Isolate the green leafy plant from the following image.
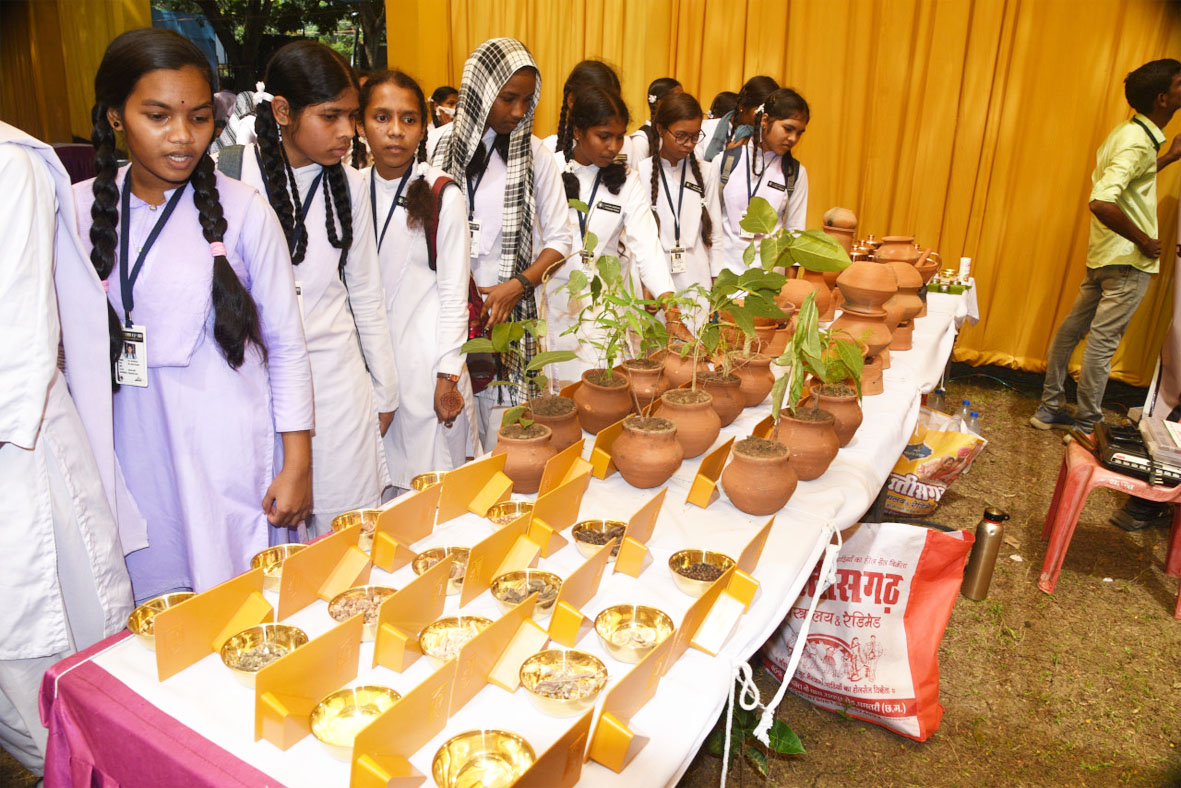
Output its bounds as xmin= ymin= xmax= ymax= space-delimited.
xmin=704 ymin=705 xmax=805 ymax=778
xmin=460 ymin=318 xmax=576 ymax=426
xmin=739 ymin=196 xmax=852 ymax=274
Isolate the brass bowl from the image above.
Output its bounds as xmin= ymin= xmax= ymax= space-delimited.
xmin=127 ymin=592 xmax=195 ymax=650
xmin=431 ymin=729 xmax=535 ymax=788
xmin=310 ymin=685 xmax=401 ymax=760
xmin=327 ymin=585 xmax=397 ymax=642
xmin=594 ymin=604 xmax=673 ymax=663
xmin=330 ymin=508 xmax=384 ymax=552
xmin=668 ymin=549 xmax=736 ymax=597
xmin=411 ymin=547 xmax=470 ymax=595
xmin=419 ymin=615 xmax=492 ymax=664
xmin=571 ymin=519 xmax=627 ymax=561
xmin=485 ymin=500 xmax=534 ymax=527
xmin=219 ymin=623 xmax=308 ymax=687
xmin=490 ymin=570 xmax=563 ymax=619
xmin=250 ymin=543 xmax=308 ymax=592
xmin=410 ymin=471 xmax=445 ymax=491
xmin=519 ymin=649 xmax=608 ymax=717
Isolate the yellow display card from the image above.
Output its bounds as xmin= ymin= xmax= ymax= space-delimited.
xmin=530 ymin=468 xmax=591 ymax=557
xmin=254 ymin=616 xmax=362 ymax=751
xmin=589 ymin=418 xmax=625 ymax=479
xmin=737 ymin=517 xmax=774 ymax=574
xmin=277 ymin=525 xmax=371 ymax=621
xmin=547 ymin=538 xmax=616 ymax=647
xmin=752 ymin=414 xmax=775 ymax=440
xmin=450 ymin=597 xmax=538 ymax=714
xmin=153 ymin=569 xmax=272 ymax=681
xmin=371 ymin=555 xmax=453 ymax=673
xmin=686 ymin=437 xmax=735 ymax=508
xmin=690 ymin=587 xmax=747 ymax=656
xmin=667 ymin=567 xmax=734 ymax=666
xmin=350 ymin=661 xmax=457 ymax=788
xmin=613 ymin=487 xmax=667 ymax=578
xmin=437 ymin=454 xmax=512 ymax=524
xmin=586 ymin=635 xmax=674 ymax=771
xmin=513 ymin=709 xmax=593 ymax=788
xmin=538 ymin=439 xmax=590 ymax=495
xmin=371 ymin=484 xmax=442 ymax=572
xmin=459 ymin=515 xmax=532 ymax=607
xmin=487 ymin=618 xmax=550 ymax=692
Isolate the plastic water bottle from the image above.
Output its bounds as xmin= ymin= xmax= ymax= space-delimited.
xmin=926 ymin=388 xmax=947 ymax=413
xmin=966 ymin=411 xmax=981 ymax=435
xmin=957 ymin=399 xmax=972 ymax=424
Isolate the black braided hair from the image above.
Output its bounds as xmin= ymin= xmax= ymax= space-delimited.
xmin=254 ymin=100 xmax=305 ymax=263
xmin=567 ymin=85 xmax=630 ymax=195
xmin=731 ymin=75 xmax=779 ymax=140
xmin=759 ymin=88 xmax=811 ymax=184
xmin=322 ymin=163 xmax=352 ymax=277
xmin=557 ymin=60 xmax=621 ymax=156
xmin=642 ymin=77 xmax=681 ymax=153
xmin=351 ymin=132 xmax=366 ymax=168
xmin=687 ymin=152 xmax=712 ymax=249
xmin=751 ymin=105 xmax=765 ymax=179
xmin=648 ymin=130 xmax=661 ymax=232
xmin=190 ymin=153 xmax=266 ymax=366
xmin=89 ymin=28 xmax=265 ymax=385
xmin=360 ymin=69 xmax=433 ymax=231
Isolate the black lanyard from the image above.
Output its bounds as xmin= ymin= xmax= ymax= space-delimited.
xmin=745 ymin=145 xmax=767 ymax=203
xmin=578 ymin=171 xmax=603 ymax=239
xmin=251 ymin=148 xmax=322 ymax=247
xmin=370 ymin=168 xmax=411 ymax=252
xmin=1131 ymin=117 xmax=1162 ymax=152
xmin=119 ymin=177 xmax=186 ymax=327
xmin=466 ymin=143 xmax=493 ymax=220
xmin=658 ymin=157 xmax=688 ymax=245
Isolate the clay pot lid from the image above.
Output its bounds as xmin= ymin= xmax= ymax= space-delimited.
xmin=881 ymin=235 xmax=915 ymax=243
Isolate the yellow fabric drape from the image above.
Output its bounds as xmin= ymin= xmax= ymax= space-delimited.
xmin=1 ymin=0 xmax=151 ymax=143
xmin=390 ymin=0 xmax=1181 ymax=386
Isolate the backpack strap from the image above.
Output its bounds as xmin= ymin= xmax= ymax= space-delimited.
xmin=216 ymin=144 xmax=244 ymax=180
xmin=426 ymin=174 xmax=458 ymax=272
xmin=783 ymin=151 xmax=800 ymax=197
xmin=718 ymin=145 xmax=745 ymax=187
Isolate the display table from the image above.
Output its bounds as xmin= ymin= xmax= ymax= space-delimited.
xmin=40 ymin=293 xmax=967 ymax=788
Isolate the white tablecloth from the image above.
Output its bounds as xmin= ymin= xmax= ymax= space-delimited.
xmin=88 ymin=295 xmax=965 ymax=787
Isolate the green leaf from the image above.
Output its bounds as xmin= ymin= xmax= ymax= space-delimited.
xmin=507 ymin=322 xmax=526 ymax=343
xmin=490 ymin=322 xmax=513 ymax=352
xmin=704 ymin=726 xmax=725 ymax=757
xmin=834 ymin=339 xmax=864 ymax=380
xmin=568 ymin=198 xmax=589 ymax=214
xmin=532 ymin=373 xmax=548 ymax=392
xmin=566 ymin=268 xmax=588 ymax=296
xmin=584 ymin=230 xmax=599 ymax=256
xmin=759 ymin=235 xmax=780 ymax=271
xmin=767 ymin=720 xmax=805 ymax=755
xmin=742 ymin=242 xmax=757 ymax=268
xmin=744 ymin=745 xmax=769 ymax=777
xmin=590 ymin=275 xmax=602 ymax=301
xmin=770 ymin=372 xmax=789 ymax=423
xmin=739 ymin=196 xmax=779 ymax=236
xmin=788 ymin=228 xmax=852 ymax=272
xmin=597 ymin=256 xmax=622 ymax=287
xmin=525 ymin=350 xmax=578 ymax=372
xmin=461 ymin=337 xmax=496 ymax=354
xmin=501 ymin=405 xmax=528 ymax=427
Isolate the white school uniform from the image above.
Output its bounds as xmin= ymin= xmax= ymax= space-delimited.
xmin=628 ymin=122 xmax=654 ymax=162
xmin=696 ymin=116 xmax=722 ymax=160
xmin=238 ymin=147 xmax=399 ymax=532
xmin=541 ymin=133 xmax=641 ymax=172
xmin=545 ymin=157 xmax=676 ymax=383
xmin=0 ymin=123 xmax=135 ymax=773
xmin=635 ymin=153 xmax=724 ymax=324
xmin=364 ymin=162 xmax=480 ymax=488
xmin=714 ymin=141 xmax=809 ymax=275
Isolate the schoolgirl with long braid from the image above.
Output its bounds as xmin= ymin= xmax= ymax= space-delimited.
xmin=431 ymin=38 xmax=575 ymax=448
xmin=541 ymin=59 xmax=638 ymax=166
xmin=714 ymin=87 xmax=811 ymax=275
xmin=546 ymin=85 xmax=676 ymax=383
xmin=703 ymin=75 xmax=779 ymax=162
xmin=233 ymin=40 xmax=400 ymax=535
xmin=359 ymin=71 xmax=479 ymax=492
xmin=630 ymin=77 xmax=682 ymax=161
xmin=74 ymin=28 xmax=314 ymax=600
xmin=636 ymin=92 xmax=723 ymax=318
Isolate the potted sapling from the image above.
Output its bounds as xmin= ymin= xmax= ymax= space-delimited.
xmin=705 ymin=265 xmax=789 ymax=409
xmin=803 ymin=326 xmax=866 ymax=447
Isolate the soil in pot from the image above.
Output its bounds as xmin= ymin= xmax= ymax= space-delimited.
xmin=573 ymin=368 xmax=632 ymax=434
xmin=613 ymin=416 xmax=683 ymax=488
xmin=492 ymin=423 xmax=556 ymax=494
xmin=622 ymin=358 xmax=670 ymax=410
xmin=659 ymin=388 xmax=721 ymax=459
xmin=808 ymin=383 xmax=863 ymax=447
xmin=776 ymin=408 xmax=840 ymax=481
xmin=528 ymin=394 xmax=581 ymax=451
xmin=721 ymin=436 xmax=798 ymax=515
xmin=699 ymin=371 xmax=745 ymax=427
xmin=730 ymin=353 xmax=775 ymax=407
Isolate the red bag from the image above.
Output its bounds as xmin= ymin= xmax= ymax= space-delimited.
xmin=763 ymin=522 xmax=973 ymax=741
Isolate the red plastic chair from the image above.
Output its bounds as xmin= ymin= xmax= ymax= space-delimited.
xmin=1039 ymin=439 xmax=1181 ymax=618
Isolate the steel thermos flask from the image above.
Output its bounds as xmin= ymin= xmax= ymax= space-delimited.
xmin=960 ymin=506 xmax=1009 ymax=600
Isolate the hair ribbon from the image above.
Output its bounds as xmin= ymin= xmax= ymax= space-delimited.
xmin=253 ymin=81 xmax=274 ymax=104
xmin=210 ymin=242 xmax=227 ymax=258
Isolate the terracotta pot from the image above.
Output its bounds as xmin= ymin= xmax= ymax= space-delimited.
xmin=659 ymin=389 xmax=721 ymax=459
xmin=862 ymin=355 xmax=884 ymax=396
xmin=863 ymin=234 xmax=882 ymax=250
xmin=656 ymin=346 xmax=710 ymax=389
xmin=806 ymin=384 xmax=863 ymax=447
xmin=721 ymin=437 xmax=798 ymax=515
xmin=492 ymin=424 xmax=556 ymax=494
xmin=573 ymin=369 xmax=633 ymax=434
xmin=890 ymin=319 xmax=914 ymax=351
xmin=879 ymin=347 xmax=891 ymax=369
xmin=754 ymin=320 xmax=777 ymax=347
xmin=800 ymin=270 xmax=834 ymax=321
xmin=764 ymin=326 xmax=790 ymax=357
xmin=882 ymin=295 xmax=906 ymax=335
xmin=875 ymin=235 xmax=919 ymax=263
xmin=831 ymin=306 xmax=892 ymax=358
xmin=886 ymin=262 xmax=923 ymax=322
xmin=699 ymin=372 xmax=745 ymax=427
xmin=776 ymin=409 xmax=840 ymax=481
xmin=730 ymin=353 xmax=774 ymax=407
xmin=622 ymin=359 xmax=670 ymax=410
xmin=915 ymin=258 xmax=938 ymax=286
xmin=613 ymin=416 xmax=683 ymax=488
xmin=527 ymin=395 xmax=581 ymax=452
xmin=821 ymin=225 xmax=855 ymax=254
xmin=777 ymin=278 xmax=819 ymax=313
xmin=836 ymin=261 xmax=897 ymax=310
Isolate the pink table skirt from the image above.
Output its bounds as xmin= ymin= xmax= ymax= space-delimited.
xmin=38 ymin=632 xmax=285 ymax=788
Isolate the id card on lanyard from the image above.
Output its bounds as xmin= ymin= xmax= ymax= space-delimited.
xmin=291 ymin=169 xmax=324 ymax=326
xmin=116 ymin=177 xmax=185 ymax=387
xmin=659 ymin=158 xmax=689 ymax=273
xmin=467 ymin=148 xmax=493 ymax=259
xmin=577 ymin=171 xmax=603 ymax=270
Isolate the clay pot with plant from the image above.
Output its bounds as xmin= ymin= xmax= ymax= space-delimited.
xmin=658 ymin=388 xmax=721 ymax=458
xmin=613 ymin=415 xmax=683 ymax=488
xmin=721 ymin=436 xmax=798 ymax=515
xmin=800 ymin=328 xmax=865 ymax=447
xmin=491 ymin=413 xmax=557 ymax=494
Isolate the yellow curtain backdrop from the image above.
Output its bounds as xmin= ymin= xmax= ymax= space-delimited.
xmin=390 ymin=0 xmax=1181 ymax=386
xmin=0 ymin=0 xmax=151 ymax=143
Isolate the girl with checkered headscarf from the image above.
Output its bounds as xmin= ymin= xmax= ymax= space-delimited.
xmin=432 ymin=38 xmax=575 ymax=446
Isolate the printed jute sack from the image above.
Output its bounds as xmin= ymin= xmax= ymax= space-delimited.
xmin=884 ymin=407 xmax=987 ymax=517
xmin=763 ymin=522 xmax=972 ymax=741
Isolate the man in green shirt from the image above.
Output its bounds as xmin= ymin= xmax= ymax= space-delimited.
xmin=1031 ymin=59 xmax=1181 ymax=437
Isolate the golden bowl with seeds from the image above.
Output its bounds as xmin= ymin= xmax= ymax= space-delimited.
xmin=411 ymin=546 xmax=470 ymax=595
xmin=490 ymin=570 xmax=563 ymax=619
xmin=330 ymin=508 xmax=384 ymax=552
xmin=419 ymin=615 xmax=492 ymax=665
xmin=594 ymin=604 xmax=673 ymax=663
xmin=519 ymin=649 xmax=607 ymax=716
xmin=668 ymin=549 xmax=735 ymax=597
xmin=571 ymin=519 xmax=627 ymax=560
xmin=327 ymin=585 xmax=397 ymax=641
xmin=485 ymin=500 xmax=534 ymax=527
xmin=219 ymin=623 xmax=308 ymax=687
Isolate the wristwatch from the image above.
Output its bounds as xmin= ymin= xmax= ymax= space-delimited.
xmin=437 ymin=372 xmax=460 ymax=383
xmin=513 ymin=272 xmax=535 ymax=296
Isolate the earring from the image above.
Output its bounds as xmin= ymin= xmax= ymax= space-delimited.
xmin=111 ymin=120 xmax=121 ymax=129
